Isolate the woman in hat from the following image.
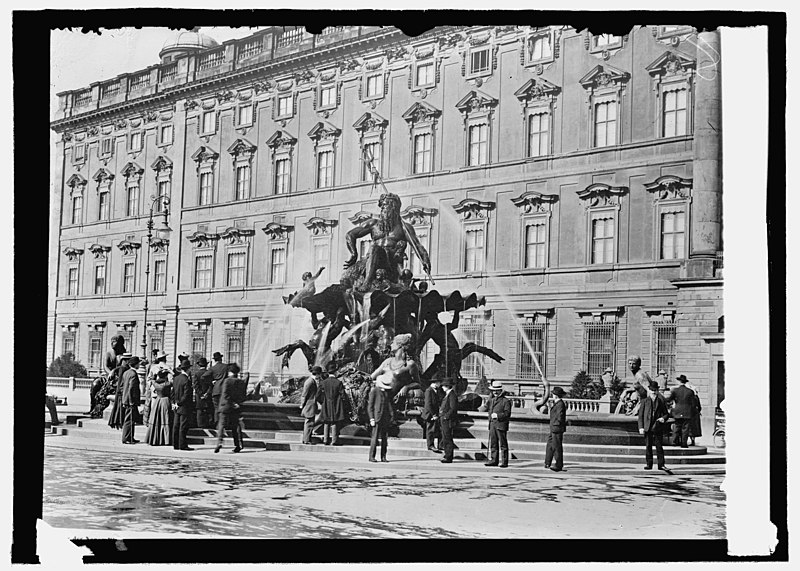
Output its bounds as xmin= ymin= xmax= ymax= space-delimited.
xmin=145 ymin=368 xmax=174 ymax=446
xmin=370 ymin=333 xmax=420 ymax=395
xmin=483 ymin=380 xmax=512 ymax=467
xmin=107 ymin=353 xmax=133 ymax=429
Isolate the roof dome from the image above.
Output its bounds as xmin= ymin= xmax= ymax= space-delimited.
xmin=158 ymin=28 xmax=219 ymax=62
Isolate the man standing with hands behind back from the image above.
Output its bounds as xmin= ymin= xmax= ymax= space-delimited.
xmin=171 ymin=359 xmax=194 ymax=451
xmin=438 ymin=378 xmax=458 ymax=463
xmin=639 ymin=380 xmax=670 ymax=471
xmin=203 ymin=352 xmax=227 ymax=425
xmin=121 ymin=356 xmax=141 ymax=444
xmin=545 ymin=386 xmax=567 ymax=472
xmin=484 ymin=380 xmax=512 ymax=468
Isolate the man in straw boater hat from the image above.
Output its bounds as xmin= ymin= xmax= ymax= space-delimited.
xmin=545 ymin=386 xmax=568 ymax=472
xmin=438 ymin=378 xmax=459 ymax=463
xmin=483 ymin=380 xmax=512 ymax=468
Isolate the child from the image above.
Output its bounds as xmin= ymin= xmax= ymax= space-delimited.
xmin=545 ymin=386 xmax=567 ymax=472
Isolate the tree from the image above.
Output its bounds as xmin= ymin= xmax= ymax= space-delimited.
xmin=569 ymin=370 xmax=607 ymax=399
xmin=608 ymin=375 xmax=627 ymax=401
xmin=47 ymin=352 xmax=89 ymax=378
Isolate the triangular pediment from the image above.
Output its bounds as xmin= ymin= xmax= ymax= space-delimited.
xmin=227 ymin=138 xmax=257 ymax=156
xmin=579 ymin=64 xmax=630 ymax=89
xmin=455 ymin=90 xmax=498 ymax=113
xmin=120 ymin=161 xmax=144 ymax=177
xmin=66 ymin=173 xmax=88 ymax=187
xmin=150 ymin=155 xmax=173 ymax=172
xmin=307 ymin=121 xmax=341 ymax=140
xmin=92 ymin=168 xmax=114 ymax=182
xmin=645 ymin=50 xmax=696 ymax=76
xmin=352 ymin=111 xmax=388 ymax=132
xmin=266 ymin=130 xmax=297 ymax=148
xmin=191 ymin=146 xmax=219 ymax=163
xmin=401 ymin=101 xmax=441 ymax=124
xmin=514 ymin=78 xmax=560 ymax=102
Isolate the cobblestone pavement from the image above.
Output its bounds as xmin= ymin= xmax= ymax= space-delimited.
xmin=43 ymin=442 xmax=726 ymax=540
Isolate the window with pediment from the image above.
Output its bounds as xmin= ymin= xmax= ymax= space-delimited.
xmin=220 ymin=223 xmax=255 ymax=288
xmin=514 ymin=79 xmax=560 ymax=159
xmin=646 ymin=51 xmax=696 ymax=138
xmin=99 ymin=136 xmax=114 ymax=158
xmin=191 ymin=146 xmax=219 ymax=206
xmin=263 ymin=221 xmax=293 ymax=285
xmin=66 ymin=173 xmax=87 ymax=225
xmin=360 ymin=57 xmax=389 ymax=107
xmin=403 ymin=102 xmax=441 ymax=175
xmin=523 ymin=27 xmax=559 ymax=69
xmin=409 ymin=43 xmax=440 ymax=95
xmin=453 ymin=199 xmax=495 ymax=274
xmin=315 ymin=69 xmax=341 ymax=115
xmin=149 ymin=156 xmax=172 ymax=213
xmin=579 ymin=64 xmax=629 ymax=149
xmin=223 ymin=319 xmax=249 ymax=370
xmin=63 ymin=247 xmax=84 ymax=297
xmin=577 ymin=183 xmax=629 ymax=265
xmin=461 ymin=32 xmax=497 ymax=83
xmin=353 ymin=111 xmax=388 ymax=183
xmin=117 ymin=237 xmax=141 ymax=293
xmin=645 ymin=175 xmax=693 ymax=261
xmin=187 ymin=320 xmax=211 ymax=357
xmin=305 ymin=214 xmax=338 ymax=286
xmin=456 ymin=91 xmax=498 ymax=167
xmin=273 ymin=80 xmax=296 ymax=123
xmin=266 ymin=131 xmax=296 ymax=195
xmin=61 ymin=323 xmax=79 ymax=355
xmin=227 ymin=139 xmax=257 ymax=202
xmin=92 ymin=168 xmax=114 ymax=221
xmin=512 ymin=189 xmax=558 ymax=269
xmin=308 ymin=121 xmax=341 ymax=190
xmin=121 ymin=162 xmax=144 ymax=217
xmin=400 ymin=205 xmax=436 ymax=277
xmin=188 ymin=227 xmax=220 ymax=289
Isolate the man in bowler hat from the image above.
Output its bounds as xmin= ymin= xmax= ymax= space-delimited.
xmin=203 ymin=352 xmax=228 ymax=424
xmin=438 ymin=378 xmax=458 ymax=463
xmin=171 ymin=359 xmax=194 ymax=451
xmin=639 ymin=379 xmax=670 ymax=471
xmin=667 ymin=374 xmax=696 ymax=448
xmin=484 ymin=380 xmax=512 ymax=467
xmin=121 ymin=355 xmax=141 ymax=444
xmin=545 ymin=386 xmax=567 ymax=471
xmin=421 ymin=378 xmax=444 ymax=453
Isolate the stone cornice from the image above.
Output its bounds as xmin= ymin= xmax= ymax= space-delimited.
xmin=400 ymin=205 xmax=438 ymax=225
xmin=511 ymin=191 xmax=559 ymax=214
xmin=219 ymin=226 xmax=256 ymax=244
xmin=303 ymin=217 xmax=338 ymax=235
xmin=453 ymin=198 xmax=496 ymax=219
xmin=262 ymin=222 xmax=293 ymax=240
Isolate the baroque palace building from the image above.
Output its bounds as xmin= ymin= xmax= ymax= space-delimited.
xmin=49 ymin=25 xmax=723 ymax=433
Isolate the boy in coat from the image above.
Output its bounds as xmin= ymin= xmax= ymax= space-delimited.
xmin=484 ymin=380 xmax=512 ymax=467
xmin=301 ymin=366 xmax=322 ymax=444
xmin=171 ymin=359 xmax=194 ymax=451
xmin=421 ymin=379 xmax=443 ymax=453
xmin=367 ymin=376 xmax=394 ymax=462
xmin=316 ymin=369 xmax=346 ymax=445
xmin=639 ymin=379 xmax=670 ymax=470
xmin=438 ymin=379 xmax=458 ymax=463
xmin=545 ymin=386 xmax=567 ymax=471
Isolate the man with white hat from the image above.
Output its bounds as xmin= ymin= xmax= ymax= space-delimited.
xmin=367 ymin=372 xmax=394 ymax=462
xmin=483 ymin=380 xmax=512 ymax=468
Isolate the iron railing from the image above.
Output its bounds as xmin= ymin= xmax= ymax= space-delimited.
xmin=516 ymin=322 xmax=546 ymax=380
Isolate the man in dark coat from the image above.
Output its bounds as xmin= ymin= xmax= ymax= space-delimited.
xmin=203 ymin=352 xmax=228 ymax=425
xmin=316 ymin=370 xmax=346 ymax=445
xmin=545 ymin=386 xmax=567 ymax=471
xmin=421 ymin=379 xmax=443 ymax=453
xmin=301 ymin=367 xmax=322 ymax=444
xmin=171 ymin=359 xmax=194 ymax=451
xmin=438 ymin=378 xmax=458 ymax=463
xmin=191 ymin=357 xmax=211 ymax=428
xmin=484 ymin=380 xmax=512 ymax=468
xmin=639 ymin=380 xmax=670 ymax=471
xmin=121 ymin=356 xmax=141 ymax=444
xmin=367 ymin=376 xmax=394 ymax=462
xmin=214 ymin=364 xmax=244 ymax=453
xmin=667 ymin=374 xmax=696 ymax=448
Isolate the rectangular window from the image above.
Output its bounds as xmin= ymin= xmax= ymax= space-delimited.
xmin=71 ymin=195 xmax=83 ymax=225
xmin=362 ymin=142 xmax=381 ymax=181
xmin=227 ymin=251 xmax=246 ymax=287
xmin=98 ymin=190 xmax=110 ymax=220
xmin=149 ymin=331 xmax=164 ymax=355
xmin=408 ymin=227 xmax=429 ymax=277
xmin=274 ymin=158 xmax=290 ymax=194
xmin=202 ymin=111 xmax=215 ymax=134
xmin=191 ymin=334 xmax=206 ymax=356
xmin=67 ymin=267 xmax=79 ymax=296
xmin=319 ymin=85 xmax=336 ymax=108
xmin=516 ymin=322 xmax=547 ymax=380
xmin=227 ymin=334 xmax=243 ymax=368
xmin=94 ymin=265 xmax=106 ymax=295
xmin=194 ymin=255 xmax=213 ymax=289
xmin=62 ymin=333 xmax=76 ymax=356
xmin=416 ymin=62 xmax=434 ymax=87
xmin=199 ymin=172 xmax=212 ymax=205
xmin=413 ymin=133 xmax=432 ymax=174
xmin=528 ymin=34 xmax=552 ymax=61
xmin=277 ymin=95 xmax=292 ymax=117
xmin=122 ymin=262 xmax=135 ymax=293
xmin=235 ymin=165 xmax=250 ymax=200
xmin=464 ymin=225 xmax=485 ymax=273
xmin=312 ymin=239 xmax=329 ymax=271
xmin=594 ymin=34 xmax=621 ymax=48
xmin=270 ymin=246 xmax=286 ymax=284
xmin=469 ymin=48 xmax=490 ymax=75
xmin=153 ymin=259 xmax=166 ymax=291
xmin=130 ymin=131 xmax=142 ymax=152
xmin=528 ymin=112 xmax=550 ymax=157
xmin=74 ymin=144 xmax=85 ymax=161
xmin=366 ymin=74 xmax=382 ymax=98
xmin=238 ymin=105 xmax=253 ymax=126
xmin=660 ymin=211 xmax=686 ymax=260
xmin=583 ymin=323 xmax=616 ymax=380
xmin=652 ymin=323 xmax=677 ymax=380
xmin=594 ymin=100 xmax=617 ymax=147
xmin=591 ymin=217 xmax=614 ymax=264
xmin=101 ymin=138 xmax=112 ymax=155
xmin=358 ymin=236 xmax=372 ymax=259
xmin=663 ymin=88 xmax=688 ymax=137
xmin=468 ymin=124 xmax=489 ymax=166
xmin=459 ymin=322 xmax=485 ymax=378
xmin=525 ymin=222 xmax=547 ymax=269
xmin=156 ymin=180 xmax=170 ymax=213
xmin=317 ymin=150 xmax=333 ymax=189
xmin=89 ymin=336 xmax=103 ymax=368
xmin=160 ymin=124 xmax=173 ymax=145
xmin=126 ymin=183 xmax=139 ymax=217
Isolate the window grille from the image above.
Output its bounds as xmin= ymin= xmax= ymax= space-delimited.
xmin=197 ymin=49 xmax=224 ymax=71
xmin=227 ymin=251 xmax=246 ymax=287
xmin=129 ymin=73 xmax=151 ymax=91
xmin=459 ymin=322 xmax=485 ymax=378
xmin=277 ymin=28 xmax=304 ymax=47
xmin=62 ymin=333 xmax=76 ymax=356
xmin=516 ymin=321 xmax=547 ymax=380
xmin=195 ymin=255 xmax=213 ymax=289
xmin=74 ymin=90 xmax=92 ymax=107
xmin=652 ymin=323 xmax=677 ymax=380
xmin=582 ymin=323 xmax=616 ymax=380
xmin=100 ymin=82 xmax=120 ymax=99
xmin=149 ymin=331 xmax=164 ymax=355
xmin=237 ymin=37 xmax=263 ymax=60
xmin=469 ymin=48 xmax=490 ymax=75
xmin=191 ymin=332 xmax=207 ymax=356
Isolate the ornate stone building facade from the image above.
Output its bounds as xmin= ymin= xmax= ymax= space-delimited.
xmin=49 ymin=25 xmax=723 ymax=434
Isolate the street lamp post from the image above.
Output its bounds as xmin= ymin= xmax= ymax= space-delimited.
xmin=141 ymin=195 xmax=172 ymax=361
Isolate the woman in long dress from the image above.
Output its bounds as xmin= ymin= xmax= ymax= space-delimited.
xmin=145 ymin=369 xmax=174 ymax=446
